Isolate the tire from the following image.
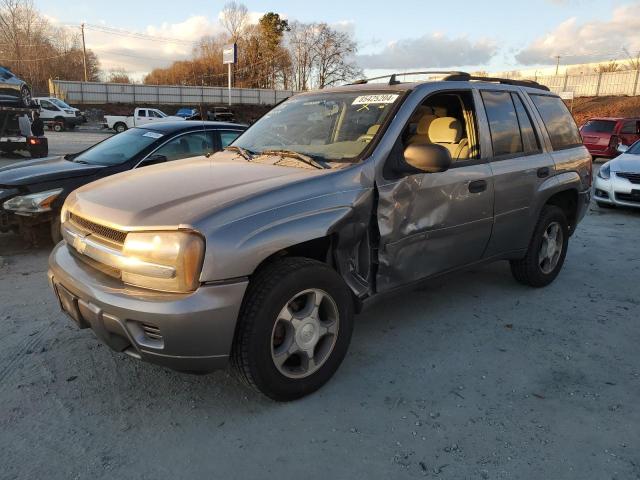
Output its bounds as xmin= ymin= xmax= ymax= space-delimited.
xmin=114 ymin=123 xmax=127 ymax=133
xmin=510 ymin=205 xmax=569 ymax=288
xmin=232 ymin=257 xmax=354 ymax=401
xmin=20 ymin=85 xmax=31 ymax=107
xmin=52 ymin=123 xmax=63 ymax=132
xmin=596 ymin=201 xmax=615 ymax=209
xmin=50 ymin=216 xmax=62 ymax=244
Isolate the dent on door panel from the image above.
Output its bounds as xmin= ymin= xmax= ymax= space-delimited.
xmin=376 ymin=165 xmax=494 ymax=292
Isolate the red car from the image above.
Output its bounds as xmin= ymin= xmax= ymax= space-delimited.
xmin=580 ymin=117 xmax=640 ymax=159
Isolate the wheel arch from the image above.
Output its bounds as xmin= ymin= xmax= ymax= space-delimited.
xmin=534 ymin=172 xmax=581 ymax=235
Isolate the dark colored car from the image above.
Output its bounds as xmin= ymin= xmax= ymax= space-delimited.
xmin=0 ymin=121 xmax=245 ymax=242
xmin=175 ymin=108 xmax=200 ymax=120
xmin=580 ymin=117 xmax=640 ymax=159
xmin=0 ymin=66 xmax=31 ymax=107
xmin=207 ymin=106 xmax=235 ymax=122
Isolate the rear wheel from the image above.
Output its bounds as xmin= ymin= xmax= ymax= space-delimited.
xmin=114 ymin=122 xmax=127 ymax=133
xmin=232 ymin=257 xmax=354 ymax=401
xmin=510 ymin=205 xmax=569 ymax=288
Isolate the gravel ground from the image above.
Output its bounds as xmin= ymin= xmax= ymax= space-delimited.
xmin=0 ymin=201 xmax=639 ymax=479
xmin=0 ymin=129 xmax=112 ymax=169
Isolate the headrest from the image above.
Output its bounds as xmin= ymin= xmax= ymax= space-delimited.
xmin=429 ymin=117 xmax=463 ymax=143
xmin=366 ymin=124 xmax=380 ymax=136
xmin=433 ymin=106 xmax=448 ymax=117
xmin=416 ymin=114 xmax=437 ymax=135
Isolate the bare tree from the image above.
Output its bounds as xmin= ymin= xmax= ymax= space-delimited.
xmin=220 ymin=1 xmax=248 ymax=43
xmin=312 ymin=23 xmax=360 ymax=88
xmin=623 ymin=47 xmax=640 ymax=71
xmin=106 ymin=68 xmax=132 ymax=83
xmin=595 ymin=60 xmax=621 ymax=73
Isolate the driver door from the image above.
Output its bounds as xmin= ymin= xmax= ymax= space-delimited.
xmin=375 ymin=89 xmax=494 ymax=292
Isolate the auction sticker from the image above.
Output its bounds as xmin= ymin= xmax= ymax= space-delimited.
xmin=352 ymin=94 xmax=399 ymax=105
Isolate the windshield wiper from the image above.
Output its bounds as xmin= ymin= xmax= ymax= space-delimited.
xmin=224 ymin=145 xmax=254 ymax=161
xmin=259 ymin=149 xmax=330 ymax=170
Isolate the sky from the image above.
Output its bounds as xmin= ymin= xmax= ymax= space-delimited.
xmin=34 ymin=0 xmax=640 ymax=80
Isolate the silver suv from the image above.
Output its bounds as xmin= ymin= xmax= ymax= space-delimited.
xmin=48 ymin=72 xmax=592 ymax=400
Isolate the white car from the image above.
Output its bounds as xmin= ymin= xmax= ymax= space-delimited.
xmin=594 ymin=142 xmax=640 ymax=208
xmin=33 ymin=97 xmax=83 ymax=131
xmin=104 ymin=107 xmax=184 ymax=133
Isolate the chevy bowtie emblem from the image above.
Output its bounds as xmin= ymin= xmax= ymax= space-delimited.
xmin=72 ymin=235 xmax=87 ymax=254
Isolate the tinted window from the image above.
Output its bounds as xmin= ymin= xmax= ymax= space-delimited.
xmin=512 ymin=93 xmax=540 ymax=153
xmin=581 ymin=120 xmax=616 ymax=134
xmin=73 ymin=128 xmax=160 ymax=166
xmin=154 ymin=131 xmax=214 ymax=161
xmin=220 ymin=130 xmax=242 ymax=148
xmin=481 ymin=91 xmax=522 ymax=156
xmin=531 ymin=95 xmax=582 ymax=150
xmin=620 ymin=121 xmax=639 ymax=135
xmin=138 ymin=110 xmax=147 ymax=117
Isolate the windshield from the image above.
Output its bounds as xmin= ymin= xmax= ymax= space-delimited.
xmin=626 ymin=140 xmax=640 ymax=155
xmin=581 ymin=120 xmax=616 ymax=134
xmin=51 ymin=98 xmax=72 ymax=109
xmin=72 ymin=128 xmax=162 ymax=166
xmin=233 ymin=91 xmax=402 ymax=164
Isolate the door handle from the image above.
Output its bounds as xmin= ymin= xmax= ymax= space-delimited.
xmin=537 ymin=167 xmax=550 ymax=178
xmin=468 ymin=179 xmax=487 ymax=193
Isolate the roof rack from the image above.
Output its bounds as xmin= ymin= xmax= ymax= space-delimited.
xmin=348 ymin=71 xmax=550 ymax=91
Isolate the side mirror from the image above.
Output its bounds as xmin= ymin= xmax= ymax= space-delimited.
xmin=617 ymin=144 xmax=629 ymax=154
xmin=140 ymin=154 xmax=167 ymax=167
xmin=397 ymin=143 xmax=452 ymax=174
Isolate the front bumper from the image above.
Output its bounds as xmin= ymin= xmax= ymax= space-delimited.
xmin=593 ymin=174 xmax=640 ymax=208
xmin=48 ymin=242 xmax=248 ymax=372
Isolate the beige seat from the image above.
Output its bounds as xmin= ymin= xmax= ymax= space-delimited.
xmin=408 ymin=113 xmax=437 ymax=145
xmin=357 ymin=124 xmax=380 ymax=143
xmin=428 ymin=117 xmax=469 ymax=160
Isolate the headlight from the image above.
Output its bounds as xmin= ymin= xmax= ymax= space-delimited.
xmin=3 ymin=188 xmax=63 ymax=214
xmin=121 ymin=231 xmax=205 ymax=293
xmin=597 ymin=163 xmax=611 ymax=180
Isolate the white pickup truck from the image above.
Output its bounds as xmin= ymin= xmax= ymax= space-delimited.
xmin=104 ymin=107 xmax=184 ymax=133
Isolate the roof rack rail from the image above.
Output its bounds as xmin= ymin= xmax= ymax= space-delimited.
xmin=348 ymin=70 xmax=550 ymax=91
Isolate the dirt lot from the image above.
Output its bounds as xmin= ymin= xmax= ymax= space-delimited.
xmin=0 ymin=200 xmax=639 ymax=479
xmin=569 ymin=96 xmax=640 ymax=127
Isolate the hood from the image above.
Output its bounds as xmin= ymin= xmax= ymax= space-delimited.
xmin=65 ymin=151 xmax=329 ymax=229
xmin=164 ymin=116 xmax=185 ymax=122
xmin=610 ymin=153 xmax=640 ymax=172
xmin=0 ymin=156 xmax=105 ymax=187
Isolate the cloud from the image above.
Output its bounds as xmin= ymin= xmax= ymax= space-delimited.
xmin=516 ymin=2 xmax=640 ymax=65
xmin=356 ymin=33 xmax=497 ymax=69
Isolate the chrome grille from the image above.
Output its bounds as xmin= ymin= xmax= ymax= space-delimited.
xmin=616 ymin=172 xmax=640 ymax=184
xmin=69 ymin=213 xmax=127 ymax=245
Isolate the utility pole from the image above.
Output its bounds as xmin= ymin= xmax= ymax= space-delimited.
xmin=81 ymin=23 xmax=88 ymax=82
xmin=555 ymin=55 xmax=561 ymax=76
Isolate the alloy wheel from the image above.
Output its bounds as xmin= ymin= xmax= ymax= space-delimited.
xmin=538 ymin=221 xmax=563 ymax=274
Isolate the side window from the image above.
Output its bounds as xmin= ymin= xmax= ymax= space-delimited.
xmin=150 ymin=110 xmax=162 ymax=118
xmin=153 ymin=132 xmax=214 ymax=161
xmin=219 ymin=130 xmax=242 ymax=148
xmin=530 ymin=95 xmax=582 ymax=150
xmin=620 ymin=121 xmax=639 ymax=135
xmin=511 ymin=93 xmax=540 ymax=153
xmin=138 ymin=109 xmax=147 ymax=117
xmin=481 ymin=91 xmax=522 ymax=157
xmin=40 ymin=100 xmax=59 ymax=111
xmin=401 ymin=90 xmax=479 ymax=161
xmin=0 ymin=68 xmax=11 ymax=79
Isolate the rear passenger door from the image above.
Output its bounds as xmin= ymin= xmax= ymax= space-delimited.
xmin=478 ymin=88 xmax=554 ymax=257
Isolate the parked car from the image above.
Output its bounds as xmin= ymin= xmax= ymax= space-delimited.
xmin=0 ymin=66 xmax=32 ymax=107
xmin=580 ymin=117 xmax=640 ymax=159
xmin=593 ymin=141 xmax=640 ymax=208
xmin=33 ymin=97 xmax=83 ymax=131
xmin=207 ymin=106 xmax=234 ymax=122
xmin=48 ymin=72 xmax=591 ymax=401
xmin=175 ymin=107 xmax=200 ymax=120
xmin=104 ymin=107 xmax=185 ymax=133
xmin=0 ymin=121 xmax=245 ymax=242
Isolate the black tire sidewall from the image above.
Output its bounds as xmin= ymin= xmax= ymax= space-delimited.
xmin=529 ymin=207 xmax=569 ymax=285
xmin=242 ymin=263 xmax=354 ymax=400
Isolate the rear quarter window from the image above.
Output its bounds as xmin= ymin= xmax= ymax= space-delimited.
xmin=530 ymin=95 xmax=582 ymax=150
xmin=581 ymin=120 xmax=616 ymax=134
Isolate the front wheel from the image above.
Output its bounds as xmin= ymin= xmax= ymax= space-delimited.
xmin=510 ymin=205 xmax=569 ymax=288
xmin=232 ymin=257 xmax=354 ymax=401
